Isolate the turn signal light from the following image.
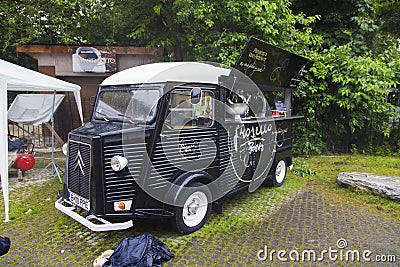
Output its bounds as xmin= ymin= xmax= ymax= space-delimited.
xmin=114 ymin=200 xmax=132 ymax=211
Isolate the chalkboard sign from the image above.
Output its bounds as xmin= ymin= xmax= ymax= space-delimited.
xmin=234 ymin=37 xmax=313 ymax=89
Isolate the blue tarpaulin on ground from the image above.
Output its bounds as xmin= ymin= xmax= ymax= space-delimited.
xmin=103 ymin=233 xmax=174 ymax=267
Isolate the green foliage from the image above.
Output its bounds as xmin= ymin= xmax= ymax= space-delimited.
xmin=121 ymin=0 xmax=322 ymax=62
xmin=375 ymin=0 xmax=400 ymax=38
xmin=290 ymin=0 xmax=400 ymax=155
xmin=0 ymin=0 xmax=120 ymax=63
xmin=293 ymin=0 xmax=379 ymax=54
xmin=294 ymin=43 xmax=400 ymax=155
xmin=290 ymin=159 xmax=315 ymax=177
xmin=292 ymin=121 xmax=326 ymax=155
xmin=1 ymin=0 xmax=399 ymax=155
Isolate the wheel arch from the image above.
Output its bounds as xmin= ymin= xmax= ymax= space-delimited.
xmin=165 ymin=171 xmax=214 ymax=206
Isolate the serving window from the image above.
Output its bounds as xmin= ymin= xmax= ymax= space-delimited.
xmin=168 ymin=88 xmax=214 ymax=128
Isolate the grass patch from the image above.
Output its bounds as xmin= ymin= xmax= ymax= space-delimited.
xmin=295 ymin=154 xmax=400 ymax=221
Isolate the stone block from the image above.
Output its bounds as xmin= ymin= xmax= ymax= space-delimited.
xmin=337 ymin=172 xmax=400 ymax=201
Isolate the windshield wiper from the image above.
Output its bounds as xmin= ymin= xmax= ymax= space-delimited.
xmin=95 ymin=110 xmax=110 ymax=122
xmin=95 ymin=110 xmax=139 ymax=125
xmin=117 ymin=113 xmax=138 ymax=125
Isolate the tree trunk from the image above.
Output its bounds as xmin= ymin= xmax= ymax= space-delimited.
xmin=174 ymin=41 xmax=183 ymax=61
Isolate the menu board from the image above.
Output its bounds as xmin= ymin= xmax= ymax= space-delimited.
xmin=234 ymin=37 xmax=313 ymax=89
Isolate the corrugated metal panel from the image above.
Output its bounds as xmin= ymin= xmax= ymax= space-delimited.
xmin=149 ymin=128 xmax=219 ymax=190
xmin=67 ymin=140 xmax=91 ymax=199
xmin=103 ymin=142 xmax=145 ymax=203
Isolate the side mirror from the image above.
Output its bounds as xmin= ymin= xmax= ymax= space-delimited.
xmin=190 ymin=88 xmax=202 ymax=104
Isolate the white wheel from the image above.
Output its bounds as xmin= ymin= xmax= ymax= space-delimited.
xmin=275 ymin=160 xmax=287 ymax=185
xmin=173 ymin=182 xmax=212 ymax=234
xmin=265 ymin=159 xmax=287 ymax=187
xmin=182 ymin=191 xmax=208 ymax=227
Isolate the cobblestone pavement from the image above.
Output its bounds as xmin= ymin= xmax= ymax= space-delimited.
xmin=169 ymin=183 xmax=399 ymax=267
xmin=0 ymin=179 xmax=399 ymax=266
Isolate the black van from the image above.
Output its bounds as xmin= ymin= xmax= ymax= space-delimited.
xmin=55 ymin=38 xmax=312 ymax=234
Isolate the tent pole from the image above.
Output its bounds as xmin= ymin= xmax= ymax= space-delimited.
xmin=51 ymin=91 xmax=55 ymax=175
xmin=50 ymin=90 xmax=63 ymax=182
xmin=1 ymin=78 xmax=9 ymax=222
xmin=38 ymin=91 xmax=63 ymax=182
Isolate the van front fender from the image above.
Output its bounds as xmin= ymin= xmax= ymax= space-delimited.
xmin=165 ymin=171 xmax=214 ymax=206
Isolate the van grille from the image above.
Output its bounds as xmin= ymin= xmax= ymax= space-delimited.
xmin=103 ymin=142 xmax=145 ymax=203
xmin=67 ymin=140 xmax=91 ymax=200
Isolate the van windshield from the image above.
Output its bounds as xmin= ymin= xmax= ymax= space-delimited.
xmin=94 ymin=87 xmax=162 ymax=123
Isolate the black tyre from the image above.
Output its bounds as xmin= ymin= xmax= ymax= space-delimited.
xmin=172 ymin=182 xmax=212 ymax=234
xmin=265 ymin=159 xmax=287 ymax=187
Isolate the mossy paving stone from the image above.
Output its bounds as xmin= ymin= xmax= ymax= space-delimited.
xmin=257 ymin=186 xmax=399 ymax=267
xmin=0 ymin=206 xmax=96 ymax=266
xmin=165 ymin=188 xmax=301 ymax=267
xmin=1 ymin=162 xmax=399 ymax=266
xmin=167 ymin=184 xmax=399 ymax=267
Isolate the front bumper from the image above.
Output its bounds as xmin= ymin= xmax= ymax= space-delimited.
xmin=55 ymin=198 xmax=133 ymax=232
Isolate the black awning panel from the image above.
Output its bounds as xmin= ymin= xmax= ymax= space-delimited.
xmin=234 ymin=37 xmax=314 ymax=90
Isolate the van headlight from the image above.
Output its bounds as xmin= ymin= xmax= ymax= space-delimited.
xmin=110 ymin=156 xmax=128 ymax=171
xmin=62 ymin=143 xmax=68 ymax=156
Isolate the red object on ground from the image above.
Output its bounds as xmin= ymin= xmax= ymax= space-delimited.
xmin=13 ymin=153 xmax=35 ymax=172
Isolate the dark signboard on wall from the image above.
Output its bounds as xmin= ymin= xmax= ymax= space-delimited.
xmin=234 ymin=37 xmax=313 ymax=89
xmin=72 ymin=46 xmax=117 ymax=73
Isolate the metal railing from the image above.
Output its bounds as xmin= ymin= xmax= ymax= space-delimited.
xmin=8 ymin=96 xmax=94 ymax=148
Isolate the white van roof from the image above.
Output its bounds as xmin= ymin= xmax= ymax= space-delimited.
xmin=101 ymin=62 xmax=231 ymax=86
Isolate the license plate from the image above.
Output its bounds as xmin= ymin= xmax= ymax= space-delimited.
xmin=68 ymin=191 xmax=90 ymax=211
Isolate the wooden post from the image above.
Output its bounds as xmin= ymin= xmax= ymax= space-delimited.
xmin=44 ymin=123 xmax=64 ymax=145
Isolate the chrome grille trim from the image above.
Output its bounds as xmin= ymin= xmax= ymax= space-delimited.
xmin=67 ymin=140 xmax=91 ymax=200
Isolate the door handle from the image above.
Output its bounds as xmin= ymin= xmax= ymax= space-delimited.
xmin=159 ymin=133 xmax=170 ymax=138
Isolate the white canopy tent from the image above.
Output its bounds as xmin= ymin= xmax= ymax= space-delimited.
xmin=0 ymin=59 xmax=83 ymax=222
xmin=8 ymin=94 xmax=65 ymax=125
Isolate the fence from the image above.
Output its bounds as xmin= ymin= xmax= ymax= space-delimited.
xmin=8 ymin=95 xmax=94 ymax=148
